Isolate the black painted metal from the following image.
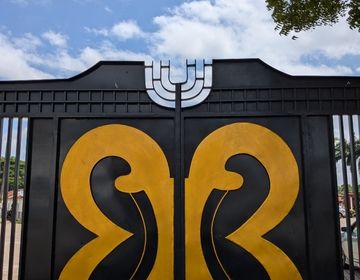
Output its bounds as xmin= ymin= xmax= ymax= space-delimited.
xmin=0 ymin=118 xmax=13 ymax=280
xmin=0 ymin=118 xmax=29 ymax=280
xmin=174 ymin=83 xmax=184 ymax=280
xmin=0 ymin=59 xmax=359 ymax=279
xmin=348 ymin=116 xmax=360 ymax=271
xmin=329 ymin=116 xmax=344 ymax=280
xmin=339 ymin=116 xmax=355 ymax=279
xmin=8 ymin=118 xmax=23 ymax=280
xmin=18 ymin=120 xmax=29 ymax=280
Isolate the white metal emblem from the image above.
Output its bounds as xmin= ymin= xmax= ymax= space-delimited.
xmin=145 ymin=60 xmax=212 ymax=108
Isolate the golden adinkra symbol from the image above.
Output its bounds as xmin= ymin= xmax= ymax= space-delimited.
xmin=60 ymin=124 xmax=173 ymax=280
xmin=60 ymin=122 xmax=302 ymax=280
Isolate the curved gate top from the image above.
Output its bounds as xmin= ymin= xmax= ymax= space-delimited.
xmin=0 ymin=59 xmax=360 ymax=280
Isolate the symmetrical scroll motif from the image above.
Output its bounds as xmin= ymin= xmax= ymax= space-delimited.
xmin=60 ymin=122 xmax=302 ymax=279
xmin=60 ymin=124 xmax=173 ymax=280
xmin=145 ymin=60 xmax=212 ymax=108
xmin=185 ymin=123 xmax=302 ymax=280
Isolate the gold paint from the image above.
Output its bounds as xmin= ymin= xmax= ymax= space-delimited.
xmin=60 ymin=124 xmax=173 ymax=280
xmin=129 ymin=194 xmax=147 ymax=280
xmin=211 ymin=191 xmax=230 ymax=280
xmin=185 ymin=122 xmax=302 ymax=280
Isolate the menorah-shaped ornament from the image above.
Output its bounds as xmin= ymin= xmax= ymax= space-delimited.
xmin=145 ymin=60 xmax=213 ymax=108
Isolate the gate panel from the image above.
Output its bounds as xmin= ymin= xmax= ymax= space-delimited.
xmin=303 ymin=116 xmax=341 ymax=279
xmin=0 ymin=59 xmax=359 ymax=279
xmin=53 ymin=118 xmax=175 ymax=280
xmin=23 ymin=119 xmax=57 ymax=280
xmin=183 ymin=117 xmax=307 ymax=279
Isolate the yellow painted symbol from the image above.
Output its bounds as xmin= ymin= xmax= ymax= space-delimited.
xmin=60 ymin=122 xmax=302 ymax=279
xmin=185 ymin=122 xmax=302 ymax=280
xmin=60 ymin=124 xmax=173 ymax=280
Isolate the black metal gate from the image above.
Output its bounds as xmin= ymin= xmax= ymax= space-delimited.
xmin=0 ymin=59 xmax=360 ymax=279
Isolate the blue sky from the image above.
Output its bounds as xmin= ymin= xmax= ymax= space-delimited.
xmin=0 ymin=0 xmax=359 ymax=80
xmin=0 ymin=0 xmax=359 ymax=181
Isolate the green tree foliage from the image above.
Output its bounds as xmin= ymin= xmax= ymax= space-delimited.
xmin=266 ymin=0 xmax=360 ymax=35
xmin=334 ymin=138 xmax=360 ymax=166
xmin=0 ymin=157 xmax=26 ymax=190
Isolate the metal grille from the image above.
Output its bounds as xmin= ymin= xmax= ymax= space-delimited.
xmin=333 ymin=115 xmax=360 ymax=280
xmin=195 ymin=87 xmax=360 ymax=114
xmin=0 ymin=90 xmax=173 ymax=115
xmin=1 ymin=87 xmax=359 ymax=116
xmin=0 ymin=118 xmax=28 ymax=280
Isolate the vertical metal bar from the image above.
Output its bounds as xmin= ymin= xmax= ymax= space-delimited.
xmin=8 ymin=118 xmax=22 ymax=280
xmin=299 ymin=116 xmax=313 ymax=279
xmin=348 ymin=115 xmax=360 ymax=266
xmin=49 ymin=118 xmax=60 ymax=280
xmin=230 ymin=90 xmax=234 ymax=112
xmin=0 ymin=91 xmax=3 ymax=113
xmin=330 ymin=116 xmax=345 ymax=280
xmin=331 ymin=88 xmax=334 ymax=113
xmin=306 ymin=88 xmax=310 ymax=112
xmin=88 ymin=91 xmax=91 ymax=113
xmin=244 ymin=89 xmax=247 ymax=112
xmin=18 ymin=118 xmax=29 ymax=280
xmin=174 ymin=83 xmax=184 ymax=280
xmin=64 ymin=91 xmax=67 ymax=113
xmin=14 ymin=92 xmax=18 ymax=114
xmin=358 ymin=115 xmax=360 ymax=150
xmin=339 ymin=115 xmax=355 ymax=279
xmin=125 ymin=91 xmax=128 ymax=113
xmin=101 ymin=91 xmax=104 ymax=113
xmin=26 ymin=91 xmax=30 ymax=114
xmin=255 ymin=89 xmax=258 ymax=112
xmin=0 ymin=118 xmax=13 ymax=280
xmin=219 ymin=89 xmax=222 ymax=112
xmin=40 ymin=91 xmax=43 ymax=113
xmin=51 ymin=91 xmax=55 ymax=113
xmin=76 ymin=91 xmax=79 ymax=113
xmin=113 ymin=91 xmax=116 ymax=113
xmin=0 ymin=118 xmax=3 ymax=223
xmin=1 ymin=92 xmax=5 ymax=114
xmin=0 ymin=119 xmax=3 ymax=179
xmin=137 ymin=91 xmax=140 ymax=113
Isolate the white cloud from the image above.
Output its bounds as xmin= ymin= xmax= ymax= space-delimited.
xmin=150 ymin=0 xmax=360 ymax=75
xmin=0 ymin=28 xmax=155 ymax=80
xmin=0 ymin=28 xmax=154 ymax=80
xmin=0 ymin=33 xmax=53 ymax=80
xmin=42 ymin=31 xmax=67 ymax=48
xmin=10 ymin=0 xmax=52 ymax=5
xmin=1 ymin=0 xmax=360 ymax=80
xmin=111 ymin=20 xmax=144 ymax=40
xmin=13 ymin=33 xmax=42 ymax=51
xmin=86 ymin=20 xmax=145 ymax=41
xmin=84 ymin=27 xmax=109 ymax=36
xmin=104 ymin=5 xmax=112 ymax=13
xmin=38 ymin=42 xmax=153 ymax=75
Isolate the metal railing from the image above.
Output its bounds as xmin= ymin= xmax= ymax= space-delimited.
xmin=333 ymin=115 xmax=360 ymax=280
xmin=0 ymin=118 xmax=28 ymax=280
